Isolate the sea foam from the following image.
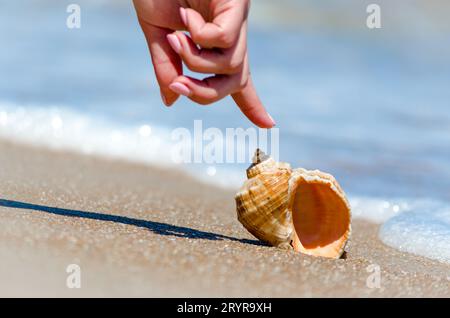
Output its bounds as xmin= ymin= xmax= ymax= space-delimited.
xmin=0 ymin=101 xmax=173 ymax=166
xmin=379 ymin=203 xmax=450 ymax=263
xmin=351 ymin=196 xmax=450 ymax=263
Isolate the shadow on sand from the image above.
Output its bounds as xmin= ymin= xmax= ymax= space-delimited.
xmin=0 ymin=199 xmax=265 ymax=246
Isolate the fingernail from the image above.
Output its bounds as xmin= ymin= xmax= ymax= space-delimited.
xmin=169 ymin=82 xmax=191 ymax=96
xmin=179 ymin=7 xmax=188 ymax=26
xmin=167 ymin=34 xmax=181 ymax=54
xmin=268 ymin=114 xmax=276 ymax=127
xmin=160 ymin=91 xmax=170 ymax=106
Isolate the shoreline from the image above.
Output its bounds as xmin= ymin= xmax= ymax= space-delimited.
xmin=0 ymin=139 xmax=449 ymax=297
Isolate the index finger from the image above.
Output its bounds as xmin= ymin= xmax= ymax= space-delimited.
xmin=232 ymin=77 xmax=276 ymax=129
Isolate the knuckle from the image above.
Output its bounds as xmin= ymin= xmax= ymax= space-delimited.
xmin=183 ymin=58 xmax=204 ymax=73
xmin=218 ymin=32 xmax=236 ymax=48
xmin=238 ymin=75 xmax=249 ymax=91
xmin=183 ymin=58 xmax=197 ymax=71
xmin=199 ymin=91 xmax=220 ymax=103
xmin=226 ymin=59 xmax=244 ymax=73
xmin=191 ymin=28 xmax=236 ymax=49
xmin=196 ymin=98 xmax=214 ymax=106
xmin=190 ymin=32 xmax=202 ymax=45
xmin=205 ymin=91 xmax=220 ymax=101
xmin=238 ymin=81 xmax=247 ymax=91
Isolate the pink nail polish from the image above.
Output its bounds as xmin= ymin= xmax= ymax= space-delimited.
xmin=179 ymin=7 xmax=188 ymax=26
xmin=169 ymin=82 xmax=191 ymax=96
xmin=167 ymin=34 xmax=181 ymax=54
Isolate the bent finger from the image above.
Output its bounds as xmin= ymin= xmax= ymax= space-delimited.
xmin=180 ymin=1 xmax=247 ymax=49
xmin=167 ymin=28 xmax=246 ymax=75
xmin=168 ymin=73 xmax=245 ymax=105
xmin=140 ymin=20 xmax=182 ymax=106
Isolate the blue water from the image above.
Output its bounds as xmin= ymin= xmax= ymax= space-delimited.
xmin=1 ymin=0 xmax=450 ymax=263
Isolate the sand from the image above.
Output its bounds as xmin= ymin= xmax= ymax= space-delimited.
xmin=0 ymin=140 xmax=449 ymax=297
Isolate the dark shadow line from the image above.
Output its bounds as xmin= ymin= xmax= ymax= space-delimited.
xmin=0 ymin=199 xmax=264 ymax=246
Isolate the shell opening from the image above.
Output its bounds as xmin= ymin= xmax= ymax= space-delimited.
xmin=291 ymin=181 xmax=351 ymax=258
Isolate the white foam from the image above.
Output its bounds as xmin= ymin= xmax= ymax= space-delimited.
xmin=350 ymin=196 xmax=404 ymax=223
xmin=349 ymin=196 xmax=443 ymax=224
xmin=379 ymin=204 xmax=450 ymax=263
xmin=351 ymin=196 xmax=450 ymax=263
xmin=0 ymin=101 xmax=171 ymax=165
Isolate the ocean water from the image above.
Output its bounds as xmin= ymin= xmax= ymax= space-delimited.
xmin=1 ymin=1 xmax=450 ymax=263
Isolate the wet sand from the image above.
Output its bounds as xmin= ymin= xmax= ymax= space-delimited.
xmin=0 ymin=140 xmax=449 ymax=297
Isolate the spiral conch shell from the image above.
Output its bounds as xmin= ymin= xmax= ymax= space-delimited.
xmin=235 ymin=149 xmax=351 ymax=259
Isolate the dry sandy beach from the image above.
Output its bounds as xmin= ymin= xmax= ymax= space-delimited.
xmin=0 ymin=140 xmax=449 ymax=297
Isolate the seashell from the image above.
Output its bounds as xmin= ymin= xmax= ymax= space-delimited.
xmin=235 ymin=149 xmax=351 ymax=259
xmin=235 ymin=149 xmax=294 ymax=249
xmin=287 ymin=168 xmax=351 ymax=259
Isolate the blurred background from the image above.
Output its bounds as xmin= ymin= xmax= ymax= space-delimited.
xmin=1 ymin=0 xmax=450 ymax=202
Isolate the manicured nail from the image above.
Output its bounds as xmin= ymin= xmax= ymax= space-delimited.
xmin=169 ymin=82 xmax=191 ymax=96
xmin=167 ymin=34 xmax=181 ymax=54
xmin=160 ymin=91 xmax=170 ymax=106
xmin=268 ymin=114 xmax=276 ymax=127
xmin=179 ymin=7 xmax=188 ymax=26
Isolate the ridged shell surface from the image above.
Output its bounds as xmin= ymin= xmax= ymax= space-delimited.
xmin=235 ymin=158 xmax=294 ymax=248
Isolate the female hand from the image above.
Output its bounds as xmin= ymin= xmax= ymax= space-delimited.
xmin=133 ymin=0 xmax=275 ymax=128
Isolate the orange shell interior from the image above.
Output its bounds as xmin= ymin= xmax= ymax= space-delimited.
xmin=290 ymin=179 xmax=351 ymax=259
